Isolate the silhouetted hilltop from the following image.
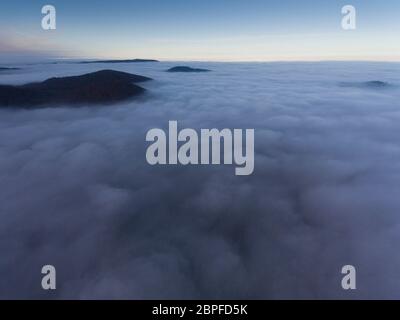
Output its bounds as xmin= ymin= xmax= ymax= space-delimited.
xmin=0 ymin=67 xmax=20 ymax=71
xmin=79 ymin=59 xmax=159 ymax=64
xmin=0 ymin=69 xmax=152 ymax=108
xmin=339 ymin=80 xmax=391 ymax=89
xmin=166 ymin=66 xmax=211 ymax=73
xmin=363 ymin=81 xmax=390 ymax=88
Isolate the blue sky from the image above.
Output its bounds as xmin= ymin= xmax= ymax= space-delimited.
xmin=0 ymin=0 xmax=399 ymax=61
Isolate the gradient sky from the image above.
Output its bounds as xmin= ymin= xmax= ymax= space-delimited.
xmin=0 ymin=0 xmax=399 ymax=62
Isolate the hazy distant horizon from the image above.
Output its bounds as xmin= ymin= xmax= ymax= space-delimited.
xmin=1 ymin=0 xmax=400 ymax=63
xmin=2 ymin=57 xmax=400 ymax=66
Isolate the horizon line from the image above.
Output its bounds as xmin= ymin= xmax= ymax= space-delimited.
xmin=2 ymin=57 xmax=400 ymax=65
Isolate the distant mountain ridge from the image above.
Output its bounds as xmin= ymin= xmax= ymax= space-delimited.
xmin=79 ymin=59 xmax=159 ymax=64
xmin=166 ymin=66 xmax=211 ymax=72
xmin=339 ymin=80 xmax=391 ymax=89
xmin=0 ymin=67 xmax=20 ymax=71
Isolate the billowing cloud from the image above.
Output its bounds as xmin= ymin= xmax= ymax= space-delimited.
xmin=1 ymin=61 xmax=400 ymax=299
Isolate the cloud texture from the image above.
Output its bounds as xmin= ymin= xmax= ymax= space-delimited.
xmin=1 ymin=61 xmax=400 ymax=299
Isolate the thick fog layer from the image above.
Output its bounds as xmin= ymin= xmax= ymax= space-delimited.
xmin=1 ymin=61 xmax=400 ymax=299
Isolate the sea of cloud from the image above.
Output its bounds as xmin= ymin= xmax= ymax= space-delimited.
xmin=1 ymin=61 xmax=400 ymax=299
